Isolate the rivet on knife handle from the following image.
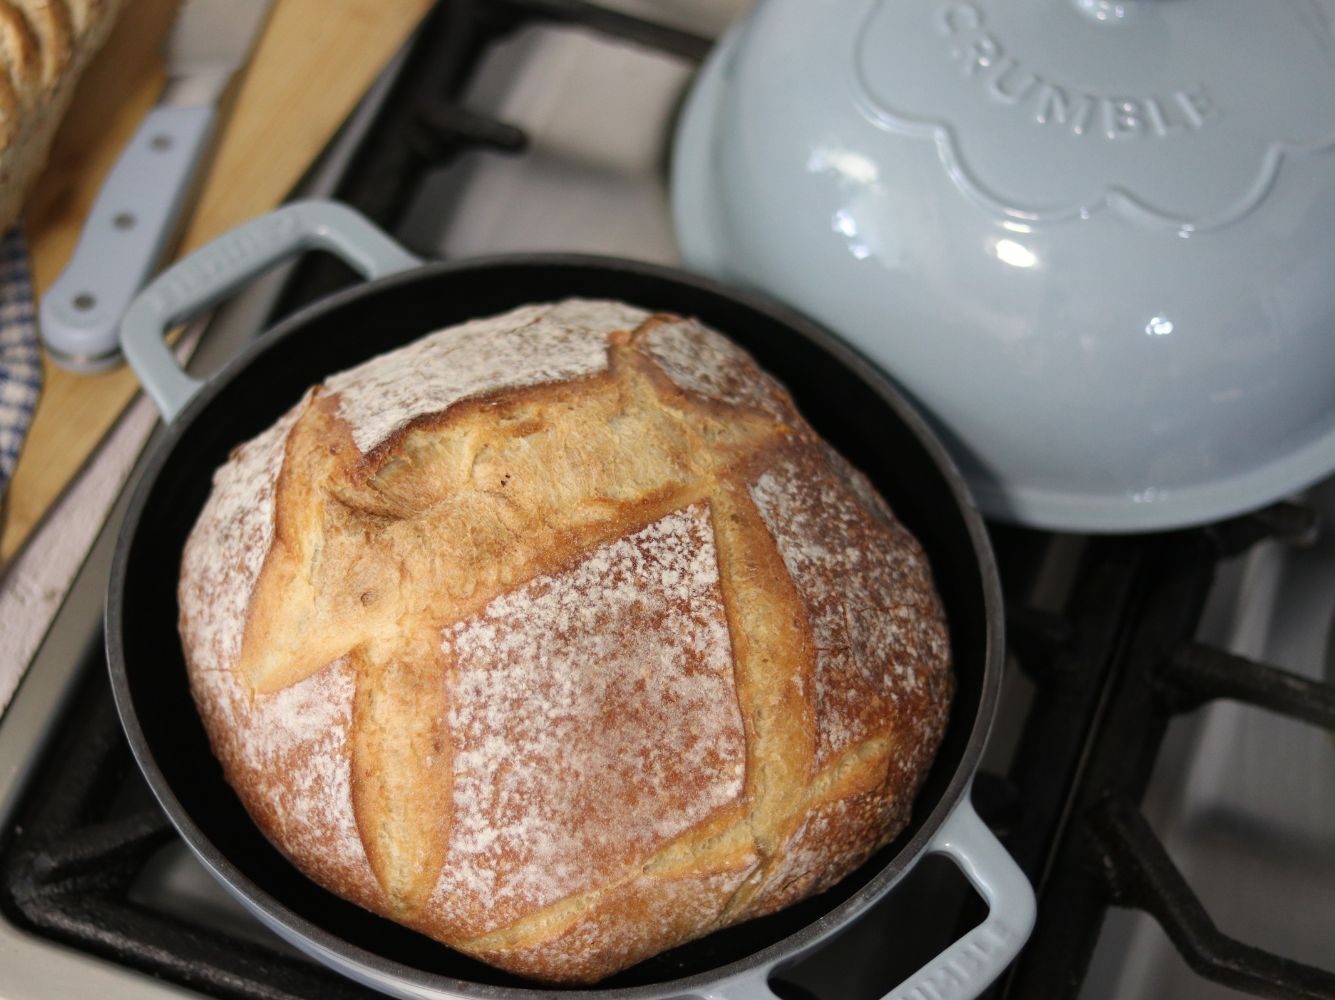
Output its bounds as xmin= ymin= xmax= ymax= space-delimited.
xmin=39 ymin=103 xmax=217 ymax=373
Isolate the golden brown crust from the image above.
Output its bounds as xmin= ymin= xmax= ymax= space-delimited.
xmin=178 ymin=301 xmax=953 ymax=984
xmin=466 ymin=862 xmax=759 ymax=984
xmin=12 ymin=1 xmax=73 ymax=88
xmin=0 ymin=3 xmax=42 ymax=105
xmin=0 ymin=0 xmax=125 ymax=231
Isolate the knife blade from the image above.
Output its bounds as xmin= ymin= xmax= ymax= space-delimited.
xmin=39 ymin=0 xmax=274 ymax=373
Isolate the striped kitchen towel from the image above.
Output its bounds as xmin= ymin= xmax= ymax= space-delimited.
xmin=0 ymin=227 xmax=39 ymax=494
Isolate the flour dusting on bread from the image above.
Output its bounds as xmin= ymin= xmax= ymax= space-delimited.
xmin=431 ymin=502 xmax=746 ymax=936
xmin=326 ymin=300 xmax=648 ymax=454
xmin=178 ymin=298 xmax=952 ymax=984
xmin=750 ymin=449 xmax=951 ymax=766
xmin=640 ymin=315 xmax=798 ymax=427
xmin=179 ymin=393 xmax=311 ymax=675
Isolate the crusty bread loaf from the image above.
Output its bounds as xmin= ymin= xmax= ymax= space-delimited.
xmin=178 ymin=300 xmax=953 ymax=983
xmin=0 ymin=0 xmax=125 ymax=232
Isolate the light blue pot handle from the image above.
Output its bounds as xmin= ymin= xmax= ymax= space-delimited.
xmin=693 ymin=791 xmax=1036 ymax=1000
xmin=120 ymin=199 xmax=423 ymax=423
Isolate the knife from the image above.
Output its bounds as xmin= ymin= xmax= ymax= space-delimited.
xmin=39 ymin=0 xmax=274 ymax=373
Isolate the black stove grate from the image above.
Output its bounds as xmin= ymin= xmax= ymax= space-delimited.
xmin=0 ymin=635 xmax=373 ymax=1000
xmin=993 ymin=509 xmax=1335 ymax=1000
xmin=2 ymin=1 xmax=1335 ymax=998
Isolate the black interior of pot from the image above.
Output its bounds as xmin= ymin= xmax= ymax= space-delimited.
xmin=112 ymin=257 xmax=994 ymax=992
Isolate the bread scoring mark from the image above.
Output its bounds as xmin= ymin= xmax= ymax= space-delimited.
xmin=465 ymin=866 xmax=754 ymax=983
xmin=700 ymin=483 xmax=817 ymax=924
xmin=0 ymin=2 xmax=41 ymax=102
xmin=180 ymin=391 xmax=312 ymax=676
xmin=61 ymin=0 xmax=104 ymax=35
xmin=747 ymin=784 xmax=899 ymax=918
xmin=12 ymin=0 xmax=74 ymax=87
xmin=748 ymin=447 xmax=952 ymax=767
xmin=431 ymin=502 xmax=747 ymax=937
xmin=179 ymin=392 xmax=382 ymax=900
xmin=233 ymin=318 xmax=795 ymax=699
xmin=325 ymin=300 xmax=649 ymax=456
xmin=455 ymin=803 xmax=756 ymax=958
xmin=349 ymin=640 xmax=452 ymax=917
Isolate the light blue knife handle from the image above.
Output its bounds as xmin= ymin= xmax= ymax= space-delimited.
xmin=40 ymin=103 xmax=217 ymax=372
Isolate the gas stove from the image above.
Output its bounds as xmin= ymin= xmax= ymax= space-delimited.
xmin=1 ymin=2 xmax=1333 ymax=999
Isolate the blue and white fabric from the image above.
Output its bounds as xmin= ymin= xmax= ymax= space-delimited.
xmin=0 ymin=227 xmax=39 ymax=495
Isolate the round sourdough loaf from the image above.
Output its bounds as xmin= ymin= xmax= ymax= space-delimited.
xmin=177 ymin=299 xmax=953 ymax=984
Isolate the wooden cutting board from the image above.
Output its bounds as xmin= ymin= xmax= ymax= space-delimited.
xmin=0 ymin=0 xmax=434 ymax=566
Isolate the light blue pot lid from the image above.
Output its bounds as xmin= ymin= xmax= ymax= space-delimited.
xmin=854 ymin=0 xmax=1335 ymax=234
xmin=670 ymin=4 xmax=1335 ymax=533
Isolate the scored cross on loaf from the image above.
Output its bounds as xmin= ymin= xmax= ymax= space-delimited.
xmin=178 ymin=299 xmax=953 ymax=983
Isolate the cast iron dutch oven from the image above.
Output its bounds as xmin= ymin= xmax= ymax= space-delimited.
xmin=106 ymin=200 xmax=1034 ymax=1000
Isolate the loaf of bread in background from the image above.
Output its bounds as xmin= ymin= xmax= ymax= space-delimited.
xmin=178 ymin=299 xmax=954 ymax=983
xmin=0 ymin=0 xmax=127 ymax=232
